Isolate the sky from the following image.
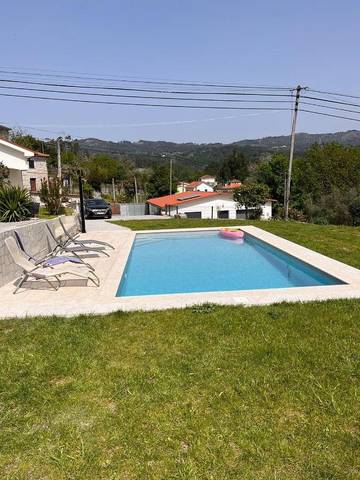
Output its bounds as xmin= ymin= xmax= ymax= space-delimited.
xmin=1 ymin=0 xmax=360 ymax=143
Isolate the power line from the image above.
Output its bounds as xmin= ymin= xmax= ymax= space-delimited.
xmin=302 ymin=95 xmax=360 ymax=109
xmin=301 ymin=101 xmax=360 ymax=116
xmin=308 ymin=88 xmax=360 ymax=100
xmin=0 ymin=84 xmax=294 ymax=104
xmin=0 ymin=68 xmax=294 ymax=90
xmin=0 ymin=78 xmax=293 ymax=97
xmin=0 ymin=92 xmax=292 ymax=111
xmin=300 ymin=109 xmax=360 ymax=123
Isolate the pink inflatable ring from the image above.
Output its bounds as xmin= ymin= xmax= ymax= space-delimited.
xmin=219 ymin=228 xmax=245 ymax=240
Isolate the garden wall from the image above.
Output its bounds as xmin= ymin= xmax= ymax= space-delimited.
xmin=0 ymin=215 xmax=80 ymax=288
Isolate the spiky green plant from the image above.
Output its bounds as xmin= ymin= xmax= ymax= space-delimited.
xmin=0 ymin=184 xmax=32 ymax=222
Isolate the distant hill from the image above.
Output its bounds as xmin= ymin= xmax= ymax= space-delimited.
xmin=76 ymin=129 xmax=360 ymax=169
xmin=233 ymin=130 xmax=360 ymax=150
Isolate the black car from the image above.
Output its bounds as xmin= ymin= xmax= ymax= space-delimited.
xmin=84 ymin=199 xmax=112 ymax=219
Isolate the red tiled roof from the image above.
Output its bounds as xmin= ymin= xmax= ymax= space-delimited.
xmin=223 ymin=182 xmax=242 ymax=189
xmin=187 ymin=181 xmax=202 ymax=188
xmin=148 ymin=191 xmax=223 ymax=208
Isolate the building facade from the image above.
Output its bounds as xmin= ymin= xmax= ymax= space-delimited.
xmin=185 ymin=181 xmax=214 ymax=192
xmin=0 ymin=125 xmax=49 ymax=200
xmin=148 ymin=192 xmax=272 ymax=220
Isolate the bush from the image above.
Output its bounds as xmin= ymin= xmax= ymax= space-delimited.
xmin=0 ymin=161 xmax=9 ymax=184
xmin=276 ymin=206 xmax=307 ymax=222
xmin=349 ymin=197 xmax=360 ymax=226
xmin=0 ymin=184 xmax=32 ymax=222
xmin=82 ymin=182 xmax=94 ymax=199
xmin=40 ymin=178 xmax=63 ymax=215
xmin=302 ymin=189 xmax=357 ymax=226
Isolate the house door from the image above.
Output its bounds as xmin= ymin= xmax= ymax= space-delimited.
xmin=217 ymin=210 xmax=229 ymax=219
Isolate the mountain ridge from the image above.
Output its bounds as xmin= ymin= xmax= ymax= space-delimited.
xmin=76 ymin=129 xmax=360 ymax=168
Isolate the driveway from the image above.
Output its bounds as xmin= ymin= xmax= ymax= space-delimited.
xmin=83 ymin=214 xmax=171 ymax=232
xmin=83 ymin=215 xmax=129 ymax=232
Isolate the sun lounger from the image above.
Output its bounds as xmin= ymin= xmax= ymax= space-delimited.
xmin=46 ymin=223 xmax=110 ymax=257
xmin=59 ymin=217 xmax=114 ymax=249
xmin=5 ymin=237 xmax=100 ymax=294
xmin=13 ymin=230 xmax=89 ymax=268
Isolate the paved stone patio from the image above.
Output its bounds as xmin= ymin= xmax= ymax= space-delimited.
xmin=1 ymin=226 xmax=360 ymax=319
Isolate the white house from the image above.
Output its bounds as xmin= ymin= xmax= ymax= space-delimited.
xmin=200 ymin=175 xmax=217 ymax=187
xmin=176 ymin=182 xmax=189 ymax=193
xmin=185 ymin=181 xmax=214 ymax=192
xmin=148 ymin=191 xmax=272 ymax=219
xmin=0 ymin=125 xmax=49 ymax=199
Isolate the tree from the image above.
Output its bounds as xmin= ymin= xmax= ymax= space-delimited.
xmin=147 ymin=164 xmax=177 ymax=198
xmin=233 ymin=183 xmax=269 ymax=219
xmin=0 ymin=162 xmax=9 ymax=183
xmin=256 ymin=153 xmax=288 ymax=202
xmin=218 ymin=150 xmax=249 ymax=183
xmin=84 ymin=154 xmax=129 ymax=190
xmin=10 ymin=130 xmax=44 ymax=151
xmin=297 ymin=143 xmax=360 ymax=203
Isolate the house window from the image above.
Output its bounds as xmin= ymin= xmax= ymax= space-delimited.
xmin=28 ymin=159 xmax=35 ymax=169
xmin=185 ymin=211 xmax=202 ymax=218
xmin=30 ymin=178 xmax=37 ymax=192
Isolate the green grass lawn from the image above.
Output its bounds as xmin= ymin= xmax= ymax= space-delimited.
xmin=1 ymin=302 xmax=360 ymax=479
xmin=110 ymin=218 xmax=360 ymax=269
xmin=2 ymin=220 xmax=360 ymax=478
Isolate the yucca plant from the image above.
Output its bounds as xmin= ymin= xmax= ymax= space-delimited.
xmin=0 ymin=184 xmax=32 ymax=222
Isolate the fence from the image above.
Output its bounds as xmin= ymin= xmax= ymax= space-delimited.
xmin=119 ymin=203 xmax=148 ymax=216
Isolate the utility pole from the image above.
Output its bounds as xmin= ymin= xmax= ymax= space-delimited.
xmin=284 ymin=85 xmax=303 ymax=221
xmin=112 ymin=177 xmax=116 ymax=202
xmin=56 ymin=136 xmax=62 ymax=193
xmin=134 ymin=176 xmax=138 ymax=203
xmin=169 ymin=157 xmax=173 ymax=195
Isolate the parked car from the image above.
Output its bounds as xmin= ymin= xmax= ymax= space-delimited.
xmin=84 ymin=199 xmax=112 ymax=219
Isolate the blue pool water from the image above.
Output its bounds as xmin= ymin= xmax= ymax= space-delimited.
xmin=117 ymin=230 xmax=343 ymax=297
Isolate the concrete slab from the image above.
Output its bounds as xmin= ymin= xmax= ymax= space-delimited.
xmin=1 ymin=225 xmax=360 ymax=319
xmin=84 ymin=216 xmax=129 ymax=232
xmin=0 ymin=219 xmax=44 ymax=233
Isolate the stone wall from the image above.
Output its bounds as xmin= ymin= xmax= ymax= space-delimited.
xmin=0 ymin=215 xmax=80 ymax=288
xmin=21 ymin=156 xmax=49 ymax=195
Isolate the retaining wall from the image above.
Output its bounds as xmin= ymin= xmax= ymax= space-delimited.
xmin=0 ymin=215 xmax=80 ymax=288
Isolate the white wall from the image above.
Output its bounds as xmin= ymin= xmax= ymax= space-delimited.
xmin=191 ymin=183 xmax=214 ymax=192
xmin=200 ymin=176 xmax=216 ymax=186
xmin=167 ymin=195 xmax=272 ymax=219
xmin=0 ymin=143 xmax=31 ymax=170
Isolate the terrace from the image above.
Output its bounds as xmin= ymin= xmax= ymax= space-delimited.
xmin=1 ymin=217 xmax=360 ymax=318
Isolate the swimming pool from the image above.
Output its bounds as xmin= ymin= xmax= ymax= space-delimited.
xmin=117 ymin=230 xmax=344 ymax=297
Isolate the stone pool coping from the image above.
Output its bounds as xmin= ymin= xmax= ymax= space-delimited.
xmin=1 ymin=225 xmax=360 ymax=318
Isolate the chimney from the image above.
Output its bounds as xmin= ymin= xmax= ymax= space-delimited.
xmin=0 ymin=125 xmax=11 ymax=141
